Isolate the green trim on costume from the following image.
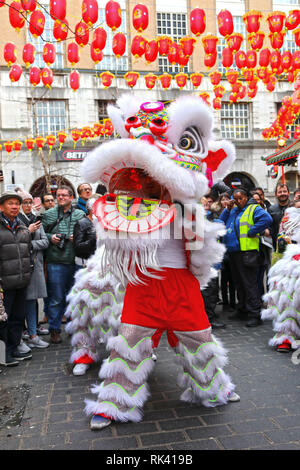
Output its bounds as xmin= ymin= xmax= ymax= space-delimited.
xmin=175 ymin=353 xmax=218 ymax=373
xmin=107 ymin=356 xmax=153 ymax=371
xmin=182 ymin=369 xmax=221 ymax=391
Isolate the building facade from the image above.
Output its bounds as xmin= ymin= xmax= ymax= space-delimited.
xmin=0 ymin=0 xmax=299 ymax=199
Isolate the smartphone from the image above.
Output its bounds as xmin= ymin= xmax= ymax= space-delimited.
xmin=33 ymin=197 xmax=41 ymax=206
xmin=35 ymin=215 xmax=43 ymax=223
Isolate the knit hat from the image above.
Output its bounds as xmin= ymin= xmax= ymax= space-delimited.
xmin=15 ymin=189 xmax=33 ymax=201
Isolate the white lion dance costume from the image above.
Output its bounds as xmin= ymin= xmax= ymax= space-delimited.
xmin=261 ymin=206 xmax=300 ymax=353
xmin=71 ymin=95 xmax=240 ymax=429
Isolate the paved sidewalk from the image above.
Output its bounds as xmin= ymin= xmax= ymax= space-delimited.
xmin=1 ymin=313 xmax=300 ymax=451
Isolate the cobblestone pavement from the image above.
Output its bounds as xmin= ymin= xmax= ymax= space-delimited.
xmin=1 ymin=311 xmax=300 ymax=451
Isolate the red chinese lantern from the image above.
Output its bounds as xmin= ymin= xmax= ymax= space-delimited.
xmin=190 ymin=73 xmax=203 ymax=89
xmin=124 ymin=71 xmax=139 ymax=88
xmin=144 ymin=73 xmax=157 ymax=90
xmin=226 ymin=69 xmax=239 ymax=84
xmin=292 ymin=51 xmax=300 ymax=71
xmin=259 ymin=48 xmax=271 ymax=67
xmin=267 ymin=11 xmax=286 ymax=33
xmin=70 ymin=70 xmax=80 ymax=91
xmin=266 ymin=77 xmax=276 ymax=92
xmin=209 ymin=71 xmax=222 ymax=86
xmin=270 ymin=50 xmax=281 ymax=73
xmin=93 ymin=27 xmax=107 ymax=51
xmin=175 ymin=72 xmax=188 ymax=89
xmin=243 ymin=10 xmax=262 ymax=33
xmin=213 ymin=98 xmax=222 ymax=110
xmin=145 ymin=40 xmax=158 ymax=64
xmin=177 ymin=46 xmax=189 ymax=68
xmin=231 ymin=80 xmax=242 ymax=94
xmin=25 ymin=138 xmax=35 ymax=152
xmin=35 ymin=137 xmax=46 ymax=153
xmin=282 ymin=50 xmax=292 ymax=72
xmin=248 ymin=77 xmax=259 ymax=90
xmin=179 ymin=37 xmax=196 ymax=58
xmin=4 ymin=142 xmax=13 ymax=154
xmin=285 ymin=10 xmax=300 ymax=31
xmin=100 ymin=71 xmax=115 ymax=88
xmin=104 ymin=119 xmax=114 ymax=137
xmin=202 ymin=35 xmax=218 ymax=54
xmin=82 ymin=0 xmax=98 ymax=27
xmin=4 ymin=43 xmax=17 ymax=67
xmin=0 ymin=1 xmax=4 ymax=6
xmin=269 ymin=32 xmax=285 ymax=50
xmin=214 ymin=85 xmax=226 ymax=98
xmin=293 ymin=126 xmax=300 ymax=140
xmin=105 ymin=0 xmax=122 ymax=31
xmin=57 ymin=131 xmax=67 ymax=149
xmin=159 ymin=73 xmax=172 ymax=90
xmin=93 ymin=123 xmax=104 ymax=137
xmin=9 ymin=2 xmax=25 ymax=32
xmin=158 ymin=36 xmax=172 ymax=56
xmin=43 ymin=43 xmax=56 ymax=67
xmin=287 ymin=70 xmax=296 ymax=83
xmin=9 ymin=64 xmax=22 ymax=82
xmin=53 ymin=19 xmax=68 ymax=42
xmin=237 ymin=85 xmax=247 ymax=100
xmin=190 ymin=8 xmax=206 ymax=37
xmin=50 ymin=0 xmax=66 ymax=21
xmin=235 ymin=50 xmax=247 ymax=69
xmin=71 ymin=129 xmax=81 ymax=148
xmin=131 ymin=35 xmax=147 ymax=58
xmin=23 ymin=43 xmax=36 ymax=68
xmin=248 ymin=31 xmax=265 ymax=51
xmin=198 ymin=93 xmax=210 ymax=106
xmin=91 ymin=42 xmax=103 ymax=63
xmin=41 ymin=67 xmax=54 ymax=88
xmin=167 ymin=42 xmax=179 ymax=65
xmin=248 ymin=87 xmax=258 ymax=99
xmin=242 ymin=69 xmax=254 ymax=82
xmin=132 ymin=4 xmax=148 ymax=32
xmin=204 ymin=52 xmax=217 ymax=69
xmin=21 ymin=0 xmax=36 ymax=12
xmin=257 ymin=66 xmax=270 ymax=82
xmin=222 ymin=47 xmax=233 ymax=69
xmin=226 ymin=33 xmax=243 ymax=53
xmin=46 ymin=134 xmax=56 ymax=154
xmin=217 ymin=10 xmax=234 ymax=37
xmin=67 ymin=43 xmax=80 ymax=67
xmin=29 ymin=66 xmax=41 ymax=86
xmin=246 ymin=50 xmax=257 ymax=69
xmin=29 ymin=10 xmax=45 ymax=38
xmin=229 ymin=92 xmax=238 ymax=104
xmin=112 ymin=32 xmax=126 ymax=58
xmin=75 ymin=21 xmax=89 ymax=47
xmin=294 ymin=28 xmax=300 ymax=47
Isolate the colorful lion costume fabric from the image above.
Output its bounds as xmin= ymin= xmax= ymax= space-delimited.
xmin=68 ymin=94 xmax=238 ymax=424
xmin=261 ymin=206 xmax=300 ymax=351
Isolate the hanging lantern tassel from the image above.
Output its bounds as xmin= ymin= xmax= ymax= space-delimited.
xmin=46 ymin=135 xmax=56 ymax=155
xmin=25 ymin=138 xmax=35 ymax=152
xmin=57 ymin=131 xmax=68 ymax=150
xmin=35 ymin=137 xmax=46 ymax=154
xmin=71 ymin=129 xmax=81 ymax=149
xmin=13 ymin=140 xmax=22 ymax=155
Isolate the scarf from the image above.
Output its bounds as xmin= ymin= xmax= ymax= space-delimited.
xmin=77 ymin=197 xmax=88 ymax=214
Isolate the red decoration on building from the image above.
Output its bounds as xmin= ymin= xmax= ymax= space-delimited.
xmin=248 ymin=31 xmax=265 ymax=51
xmin=57 ymin=131 xmax=68 ymax=149
xmin=71 ymin=129 xmax=81 ymax=148
xmin=217 ymin=10 xmax=234 ymax=37
xmin=35 ymin=137 xmax=46 ymax=153
xmin=179 ymin=37 xmax=196 ymax=58
xmin=190 ymin=73 xmax=203 ymax=89
xmin=243 ymin=10 xmax=262 ymax=33
xmin=25 ymin=138 xmax=35 ymax=152
xmin=23 ymin=43 xmax=36 ymax=68
xmin=131 ymin=35 xmax=147 ymax=58
xmin=4 ymin=43 xmax=17 ymax=67
xmin=281 ymin=50 xmax=292 ymax=72
xmin=248 ymin=87 xmax=258 ymax=99
xmin=112 ymin=32 xmax=126 ymax=58
xmin=75 ymin=21 xmax=89 ymax=47
xmin=9 ymin=1 xmax=25 ymax=32
xmin=213 ymin=97 xmax=222 ymax=110
xmin=177 ymin=46 xmax=189 ymax=68
xmin=214 ymin=85 xmax=226 ymax=98
xmin=167 ymin=42 xmax=179 ymax=65
xmin=226 ymin=69 xmax=239 ymax=84
xmin=29 ymin=66 xmax=41 ymax=86
xmin=270 ymin=50 xmax=281 ymax=73
xmin=67 ymin=43 xmax=80 ymax=67
xmin=204 ymin=51 xmax=217 ymax=69
xmin=91 ymin=42 xmax=103 ymax=63
xmin=190 ymin=8 xmax=206 ymax=37
xmin=124 ymin=71 xmax=139 ymax=88
xmin=132 ymin=4 xmax=149 ymax=32
xmin=267 ymin=11 xmax=286 ymax=33
xmin=222 ymin=47 xmax=233 ymax=68
xmin=29 ymin=10 xmax=45 ymax=38
xmin=294 ymin=28 xmax=300 ymax=47
xmin=246 ymin=50 xmax=257 ymax=69
xmin=100 ymin=71 xmax=115 ymax=88
xmin=226 ymin=33 xmax=243 ymax=53
xmin=269 ymin=31 xmax=285 ymax=50
xmin=202 ymin=34 xmax=218 ymax=54
xmin=292 ymin=51 xmax=300 ymax=71
xmin=105 ymin=0 xmax=122 ymax=31
xmin=145 ymin=40 xmax=158 ymax=64
xmin=158 ymin=36 xmax=172 ymax=56
xmin=259 ymin=48 xmax=271 ymax=67
xmin=46 ymin=135 xmax=56 ymax=153
xmin=43 ymin=43 xmax=56 ymax=67
xmin=144 ymin=73 xmax=157 ymax=90
xmin=159 ymin=73 xmax=172 ymax=90
xmin=53 ymin=19 xmax=68 ymax=41
xmin=235 ymin=50 xmax=247 ymax=69
xmin=209 ymin=71 xmax=222 ymax=86
xmin=93 ymin=27 xmax=107 ymax=51
xmin=175 ymin=72 xmax=188 ymax=89
xmin=4 ymin=142 xmax=13 ymax=154
xmin=70 ymin=70 xmax=80 ymax=91
xmin=21 ymin=0 xmax=36 ymax=12
xmin=285 ymin=10 xmax=300 ymax=31
xmin=9 ymin=64 xmax=22 ymax=83
xmin=50 ymin=0 xmax=66 ymax=21
xmin=41 ymin=67 xmax=54 ymax=88
xmin=82 ymin=0 xmax=98 ymax=27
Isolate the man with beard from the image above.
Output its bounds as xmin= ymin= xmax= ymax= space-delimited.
xmin=268 ymin=183 xmax=290 ymax=250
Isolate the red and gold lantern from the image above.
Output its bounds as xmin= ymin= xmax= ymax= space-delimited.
xmin=204 ymin=51 xmax=217 ymax=69
xmin=82 ymin=0 xmax=98 ymax=27
xmin=237 ymin=85 xmax=247 ymax=100
xmin=235 ymin=50 xmax=247 ymax=69
xmin=226 ymin=33 xmax=243 ymax=53
xmin=175 ymin=72 xmax=188 ymax=89
xmin=144 ymin=73 xmax=157 ymax=90
xmin=209 ymin=71 xmax=222 ymax=86
xmin=222 ymin=47 xmax=233 ymax=69
xmin=177 ymin=46 xmax=189 ymax=68
xmin=25 ymin=138 xmax=35 ymax=152
xmin=29 ymin=66 xmax=41 ymax=86
xmin=9 ymin=1 xmax=25 ymax=32
xmin=267 ymin=11 xmax=286 ymax=33
xmin=112 ymin=32 xmax=126 ymax=58
xmin=50 ymin=0 xmax=66 ymax=21
xmin=91 ymin=42 xmax=103 ymax=63
xmin=75 ymin=21 xmax=89 ymax=47
xmin=199 ymin=92 xmax=210 ymax=106
xmin=213 ymin=98 xmax=222 ymax=110
xmin=43 ymin=43 xmax=56 ymax=67
xmin=167 ymin=42 xmax=179 ymax=65
xmin=124 ymin=71 xmax=139 ymax=88
xmin=202 ymin=34 xmax=218 ymax=54
xmin=57 ymin=131 xmax=67 ymax=149
xmin=292 ymin=51 xmax=300 ymax=71
xmin=266 ymin=76 xmax=276 ymax=92
xmin=217 ymin=10 xmax=234 ymax=37
xmin=105 ymin=0 xmax=122 ymax=31
xmin=285 ymin=10 xmax=300 ymax=31
xmin=53 ymin=19 xmax=68 ymax=42
xmin=93 ymin=27 xmax=107 ymax=51
xmin=104 ymin=119 xmax=114 ymax=137
xmin=294 ymin=28 xmax=300 ymax=47
xmin=248 ymin=77 xmax=259 ymax=90
xmin=179 ymin=37 xmax=196 ymax=58
xmin=282 ymin=50 xmax=292 ymax=72
xmin=242 ymin=69 xmax=254 ymax=82
xmin=293 ymin=126 xmax=300 ymax=140
xmin=243 ymin=10 xmax=262 ymax=33
xmin=231 ymin=80 xmax=242 ymax=94
xmin=131 ymin=35 xmax=147 ymax=58
xmin=229 ymin=92 xmax=238 ymax=104
xmin=257 ymin=66 xmax=270 ymax=82
xmin=29 ymin=10 xmax=45 ymax=38
xmin=100 ymin=71 xmax=115 ymax=88
xmin=93 ymin=123 xmax=104 ymax=137
xmin=132 ymin=4 xmax=148 ymax=32
xmin=248 ymin=31 xmax=265 ymax=51
xmin=23 ymin=43 xmax=36 ymax=68
xmin=71 ymin=129 xmax=81 ymax=148
xmin=69 ymin=70 xmax=80 ymax=91
xmin=259 ymin=48 xmax=271 ymax=67
xmin=159 ymin=73 xmax=172 ymax=90
xmin=214 ymin=85 xmax=226 ymax=98
xmin=190 ymin=72 xmax=203 ymax=89
xmin=226 ymin=69 xmax=239 ymax=84
xmin=41 ymin=67 xmax=53 ymax=88
xmin=158 ymin=36 xmax=172 ymax=56
xmin=21 ymin=0 xmax=36 ymax=12
xmin=13 ymin=141 xmax=22 ymax=154
xmin=269 ymin=31 xmax=285 ymax=50
xmin=9 ymin=64 xmax=22 ymax=82
xmin=35 ymin=137 xmax=46 ymax=153
xmin=145 ymin=40 xmax=158 ymax=64
xmin=67 ymin=42 xmax=80 ymax=67
xmin=4 ymin=43 xmax=17 ymax=67
xmin=4 ymin=142 xmax=13 ymax=154
xmin=248 ymin=87 xmax=258 ymax=99
xmin=246 ymin=50 xmax=257 ymax=69
xmin=46 ymin=134 xmax=56 ymax=154
xmin=270 ymin=50 xmax=281 ymax=73
xmin=190 ymin=8 xmax=206 ymax=37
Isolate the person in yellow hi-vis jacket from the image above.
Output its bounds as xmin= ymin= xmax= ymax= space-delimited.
xmin=219 ymin=187 xmax=272 ymax=327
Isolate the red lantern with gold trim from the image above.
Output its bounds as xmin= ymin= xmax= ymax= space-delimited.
xmin=282 ymin=50 xmax=292 ymax=72
xmin=190 ymin=73 xmax=203 ymax=89
xmin=91 ymin=42 xmax=103 ymax=64
xmin=243 ymin=10 xmax=262 ymax=33
xmin=46 ymin=134 xmax=56 ymax=154
xmin=293 ymin=126 xmax=300 ymax=140
xmin=287 ymin=70 xmax=296 ymax=83
xmin=21 ymin=0 xmax=36 ymax=12
xmin=41 ymin=67 xmax=53 ymax=88
xmin=9 ymin=64 xmax=22 ymax=83
xmin=222 ymin=47 xmax=233 ymax=69
xmin=100 ymin=71 xmax=115 ymax=88
xmin=248 ymin=87 xmax=258 ymax=99
xmin=226 ymin=33 xmax=243 ymax=53
xmin=53 ymin=19 xmax=68 ymax=42
xmin=167 ymin=42 xmax=179 ymax=65
xmin=218 ymin=10 xmax=233 ymax=37
xmin=292 ymin=50 xmax=300 ymax=71
xmin=199 ymin=92 xmax=210 ymax=106
xmin=235 ymin=50 xmax=247 ymax=69
xmin=124 ymin=71 xmax=139 ymax=88
xmin=226 ymin=69 xmax=239 ymax=84
xmin=23 ymin=43 xmax=36 ymax=68
xmin=202 ymin=34 xmax=218 ymax=54
xmin=242 ymin=69 xmax=254 ymax=82
xmin=132 ymin=4 xmax=148 ymax=33
xmin=69 ymin=70 xmax=80 ymax=91
xmin=29 ymin=10 xmax=45 ymax=38
xmin=231 ymin=80 xmax=242 ymax=94
xmin=82 ymin=0 xmax=98 ymax=27
xmin=246 ymin=50 xmax=257 ymax=69
xmin=237 ymin=85 xmax=247 ymax=100
xmin=204 ymin=52 xmax=217 ymax=69
xmin=177 ymin=46 xmax=189 ymax=68
xmin=4 ymin=43 xmax=17 ymax=67
xmin=158 ymin=36 xmax=172 ymax=56
xmin=214 ymin=85 xmax=226 ymax=98
xmin=105 ymin=0 xmax=122 ymax=31
xmin=229 ymin=92 xmax=238 ymax=104
xmin=25 ymin=138 xmax=35 ymax=152
xmin=270 ymin=50 xmax=281 ymax=73
xmin=67 ymin=42 xmax=80 ymax=67
xmin=75 ymin=21 xmax=89 ymax=47
xmin=175 ymin=72 xmax=188 ymax=89
xmin=248 ymin=77 xmax=259 ymax=90
xmin=285 ymin=10 xmax=300 ymax=31
xmin=43 ymin=43 xmax=56 ymax=67
xmin=266 ymin=76 xmax=276 ymax=92
xmin=248 ymin=31 xmax=265 ymax=51
xmin=257 ymin=66 xmax=270 ymax=82
xmin=131 ymin=35 xmax=147 ymax=58
xmin=267 ymin=11 xmax=286 ymax=33
xmin=57 ymin=131 xmax=67 ymax=149
xmin=50 ymin=0 xmax=66 ymax=21
xmin=144 ymin=73 xmax=157 ymax=90
xmin=179 ymin=37 xmax=196 ymax=58
xmin=93 ymin=123 xmax=104 ymax=137
xmin=71 ymin=129 xmax=81 ymax=148
xmin=112 ymin=32 xmax=126 ymax=58
xmin=259 ymin=48 xmax=271 ymax=67
xmin=209 ymin=71 xmax=222 ymax=86
xmin=159 ymin=73 xmax=172 ymax=90
xmin=4 ymin=142 xmax=13 ymax=154
xmin=213 ymin=98 xmax=222 ymax=110
xmin=104 ymin=119 xmax=114 ymax=137
xmin=93 ymin=27 xmax=107 ymax=51
xmin=145 ymin=40 xmax=158 ymax=64
xmin=294 ymin=28 xmax=300 ymax=47
xmin=35 ymin=137 xmax=46 ymax=153
xmin=29 ymin=66 xmax=41 ymax=86
xmin=269 ymin=31 xmax=285 ymax=50
xmin=9 ymin=2 xmax=25 ymax=33
xmin=190 ymin=8 xmax=206 ymax=37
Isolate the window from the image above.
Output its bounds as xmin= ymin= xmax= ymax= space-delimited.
xmin=98 ymin=100 xmax=115 ymax=121
xmin=96 ymin=9 xmax=128 ymax=72
xmin=273 ymin=0 xmax=298 ymax=4
xmin=221 ymin=103 xmax=250 ymax=140
xmin=32 ymin=100 xmax=67 ymax=136
xmin=28 ymin=2 xmax=64 ymax=69
xmin=217 ymin=16 xmax=246 ymax=74
xmin=282 ymin=29 xmax=298 ymax=54
xmin=157 ymin=12 xmax=188 ymax=73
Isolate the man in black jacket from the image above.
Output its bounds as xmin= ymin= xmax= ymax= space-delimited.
xmin=0 ymin=191 xmax=32 ymax=366
xmin=73 ymin=198 xmax=97 ymax=267
xmin=268 ymin=183 xmax=290 ymax=250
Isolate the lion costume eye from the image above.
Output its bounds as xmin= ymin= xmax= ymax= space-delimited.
xmin=178 ymin=126 xmax=204 ymax=154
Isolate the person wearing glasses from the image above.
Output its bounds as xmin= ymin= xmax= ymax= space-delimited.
xmin=75 ymin=183 xmax=93 ymax=215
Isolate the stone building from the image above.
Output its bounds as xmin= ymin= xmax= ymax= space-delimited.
xmin=0 ymin=0 xmax=299 ymax=199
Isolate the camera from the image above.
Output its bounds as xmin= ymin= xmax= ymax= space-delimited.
xmin=56 ymin=233 xmax=67 ymax=250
